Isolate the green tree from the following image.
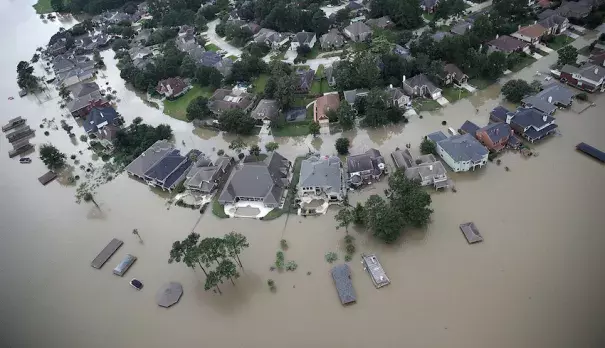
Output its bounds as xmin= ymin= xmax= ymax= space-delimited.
xmin=365 ymin=194 xmax=403 ymax=243
xmin=79 ymin=134 xmax=88 ymax=142
xmin=59 ymin=85 xmax=71 ymax=100
xmin=39 ymin=144 xmax=66 ymax=171
xmin=335 ymin=137 xmax=350 ymax=155
xmin=558 ymin=45 xmax=578 ymax=66
xmin=186 ymin=96 xmax=211 ymax=121
xmin=223 ymin=231 xmax=249 ymax=269
xmin=249 ymin=144 xmax=261 ymax=158
xmin=111 ymin=38 xmax=130 ymax=51
xmin=229 ymin=137 xmax=247 ymax=152
xmin=335 ymin=207 xmax=353 ymax=234
xmin=501 ymin=79 xmax=534 ymax=103
xmin=420 ymin=138 xmax=436 ymax=155
xmin=198 ymin=237 xmax=227 ymax=266
xmin=50 ymin=0 xmax=64 ymax=12
xmin=219 ymin=109 xmax=256 ymax=135
xmin=309 ymin=122 xmax=321 ymax=137
xmin=337 ymin=102 xmax=356 ymax=130
xmin=168 ymin=232 xmax=209 ymax=276
xmin=387 ymin=170 xmax=433 ymax=229
xmin=204 ymin=270 xmax=222 ymax=294
xmin=265 ymin=141 xmax=279 ymax=152
xmin=16 ymin=61 xmax=40 ymax=92
xmin=180 ymin=56 xmax=197 ymax=78
xmin=217 ymin=259 xmax=240 ymax=285
xmin=352 ymin=202 xmax=366 ymax=226
xmin=82 ymin=192 xmax=100 ymax=209
xmin=370 ymin=35 xmax=394 ymax=55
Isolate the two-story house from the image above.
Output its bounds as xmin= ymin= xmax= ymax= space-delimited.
xmin=511 ymin=23 xmax=547 ymax=45
xmin=402 ymin=74 xmax=442 ymax=100
xmin=184 ymin=155 xmax=235 ymax=194
xmin=560 ymin=64 xmax=605 ymax=92
xmin=343 ymin=22 xmax=373 ymax=42
xmin=438 ymin=64 xmax=468 ymax=86
xmin=347 ymin=149 xmax=385 ymax=186
xmin=298 ymin=156 xmax=346 ymax=202
xmin=476 ymin=123 xmax=514 ymax=153
xmin=490 ymin=106 xmax=558 ymax=143
xmin=426 ymin=132 xmax=489 ymax=172
xmin=290 ymin=32 xmax=316 ymax=51
xmin=391 ymin=148 xmax=448 ymax=190
xmin=538 ymin=13 xmax=570 ymax=35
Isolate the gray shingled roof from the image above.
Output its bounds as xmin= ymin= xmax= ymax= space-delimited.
xmin=427 ymin=131 xmax=448 ymax=143
xmin=331 ymin=264 xmax=356 ymax=305
xmin=481 ymin=122 xmax=512 ymax=143
xmin=320 ymin=29 xmax=345 ymax=47
xmin=218 ymin=152 xmax=289 ymax=205
xmin=405 ymin=74 xmax=440 ymax=93
xmin=344 ymin=22 xmax=372 ymax=37
xmin=293 ymin=31 xmax=315 ymax=45
xmin=460 ymin=120 xmax=480 ymax=135
xmin=347 ymin=148 xmax=383 ymax=174
xmin=450 ymin=21 xmax=472 ymax=35
xmin=437 ymin=133 xmax=489 ymax=163
xmin=521 ymin=83 xmax=575 ymax=114
xmin=125 ymin=140 xmax=175 ymax=178
xmin=298 ymin=156 xmax=342 ymax=194
xmin=251 ymin=99 xmax=279 ymax=120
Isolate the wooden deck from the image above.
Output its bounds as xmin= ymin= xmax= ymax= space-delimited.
xmin=459 ymin=222 xmax=483 ymax=244
xmin=91 ymin=238 xmax=124 ymax=269
xmin=361 ymin=254 xmax=390 ymax=288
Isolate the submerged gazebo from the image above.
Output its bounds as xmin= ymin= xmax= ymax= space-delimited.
xmin=156 ymin=282 xmax=183 ymax=308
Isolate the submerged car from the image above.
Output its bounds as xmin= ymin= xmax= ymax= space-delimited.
xmin=130 ymin=278 xmax=143 ymax=290
xmin=19 ymin=157 xmax=32 ymax=164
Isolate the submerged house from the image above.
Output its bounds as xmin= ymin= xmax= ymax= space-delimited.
xmin=218 ymin=152 xmax=291 ymax=209
xmin=184 ymin=155 xmax=235 ymax=194
xmin=82 ymin=106 xmax=120 ymax=135
xmin=426 ymin=132 xmax=489 ymax=172
xmin=124 ymin=140 xmax=198 ymax=191
xmin=490 ymin=106 xmax=558 ymax=143
xmin=560 ymin=64 xmax=605 ymax=92
xmin=460 ymin=120 xmax=515 ymax=152
xmin=331 ymin=264 xmax=356 ymax=305
xmin=347 ymin=148 xmax=386 ymax=186
xmin=298 ymin=155 xmax=346 ymax=202
xmin=521 ymin=83 xmax=575 ymax=115
xmin=391 ymin=148 xmax=448 ymax=189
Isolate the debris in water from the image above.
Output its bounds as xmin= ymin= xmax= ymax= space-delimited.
xmin=307 ymin=271 xmax=311 ymax=275
xmin=505 ymin=166 xmax=510 ymax=172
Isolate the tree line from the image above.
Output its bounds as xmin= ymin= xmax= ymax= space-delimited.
xmin=169 ymin=231 xmax=249 ymax=294
xmin=335 ymin=170 xmax=433 ymax=243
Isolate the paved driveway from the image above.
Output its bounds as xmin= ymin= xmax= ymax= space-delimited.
xmin=204 ymin=20 xmax=243 ymax=58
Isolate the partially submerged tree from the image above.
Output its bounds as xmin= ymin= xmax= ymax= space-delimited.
xmin=39 ymin=144 xmax=66 ymax=171
xmin=217 ymin=259 xmax=240 ymax=285
xmin=335 ymin=137 xmax=350 ymax=155
xmin=501 ymin=79 xmax=534 ymax=103
xmin=249 ymin=144 xmax=261 ymax=158
xmin=558 ymin=45 xmax=578 ymax=66
xmin=82 ymin=192 xmax=100 ymax=209
xmin=223 ymin=231 xmax=249 ymax=269
xmin=335 ymin=207 xmax=353 ymax=234
xmin=265 ymin=141 xmax=279 ymax=152
xmin=420 ymin=138 xmax=437 ymax=155
xmin=309 ymin=122 xmax=320 ymax=137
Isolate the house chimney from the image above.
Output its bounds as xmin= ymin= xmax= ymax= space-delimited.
xmin=496 ymin=34 xmax=499 ymax=39
xmin=543 ymin=115 xmax=547 ymax=122
xmin=506 ymin=113 xmax=513 ymax=124
xmin=595 ymin=67 xmax=599 ymax=74
xmin=518 ymin=25 xmax=521 ymax=30
xmin=548 ymin=96 xmax=553 ymax=103
xmin=534 ymin=20 xmax=537 ymax=25
xmin=402 ymin=75 xmax=406 ymax=83
xmin=389 ymin=84 xmax=393 ymax=89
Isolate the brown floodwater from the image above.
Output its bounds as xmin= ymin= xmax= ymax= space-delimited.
xmin=1 ymin=2 xmax=605 ymax=347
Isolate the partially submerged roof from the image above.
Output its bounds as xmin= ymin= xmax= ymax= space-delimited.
xmin=331 ymin=264 xmax=356 ymax=305
xmin=521 ymin=83 xmax=575 ymax=114
xmin=426 ymin=131 xmax=448 ymax=143
xmin=347 ymin=148 xmax=384 ymax=174
xmin=83 ymin=106 xmax=119 ymax=133
xmin=460 ymin=120 xmax=480 ymax=135
xmin=460 ymin=222 xmax=483 ymax=244
xmin=480 ymin=122 xmax=512 ymax=144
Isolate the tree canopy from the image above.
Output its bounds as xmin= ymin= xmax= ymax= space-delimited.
xmin=186 ymin=96 xmax=212 ymax=121
xmin=501 ymin=79 xmax=536 ymax=103
xmin=39 ymin=144 xmax=66 ymax=171
xmin=557 ymin=46 xmax=578 ymax=66
xmin=113 ymin=121 xmax=173 ymax=165
xmin=218 ymin=109 xmax=257 ymax=135
xmin=420 ymin=138 xmax=437 ymax=155
xmin=335 ymin=137 xmax=350 ymax=155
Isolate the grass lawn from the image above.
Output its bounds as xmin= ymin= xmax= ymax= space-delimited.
xmin=212 ymin=198 xmax=229 ymax=219
xmin=271 ymin=121 xmax=312 ymax=137
xmin=320 ymin=80 xmax=334 ymax=92
xmin=227 ymin=55 xmax=238 ymax=61
xmin=442 ymin=87 xmax=470 ymax=103
xmin=510 ymin=55 xmax=537 ymax=72
xmin=252 ymin=74 xmax=269 ymax=94
xmin=423 ymin=13 xmax=435 ymax=21
xmin=468 ymin=78 xmax=495 ymax=90
xmin=350 ymin=42 xmax=369 ymax=52
xmin=205 ymin=43 xmax=220 ymax=52
xmin=413 ymin=99 xmax=441 ymax=112
xmin=163 ymin=85 xmax=214 ymax=121
xmin=33 ymin=0 xmax=54 ymax=14
xmin=546 ymin=36 xmax=575 ymax=50
xmin=316 ymin=64 xmax=325 ymax=77
xmin=292 ymin=96 xmax=315 ymax=108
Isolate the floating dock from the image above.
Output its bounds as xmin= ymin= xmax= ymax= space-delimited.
xmin=331 ymin=264 xmax=356 ymax=305
xmin=38 ymin=171 xmax=57 ymax=185
xmin=91 ymin=238 xmax=124 ymax=269
xmin=576 ymin=142 xmax=605 ymax=163
xmin=2 ymin=117 xmax=26 ymax=132
xmin=361 ymin=254 xmax=390 ymax=288
xmin=9 ymin=140 xmax=33 ymax=158
xmin=459 ymin=222 xmax=483 ymax=244
xmin=6 ymin=126 xmax=35 ymax=143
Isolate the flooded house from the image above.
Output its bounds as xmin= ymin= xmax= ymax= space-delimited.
xmin=184 ymin=155 xmax=235 ymax=194
xmin=402 ymin=74 xmax=442 ymax=100
xmin=361 ymin=254 xmax=390 ymax=288
xmin=427 ymin=131 xmax=489 ymax=172
xmin=82 ymin=106 xmax=121 ymax=136
xmin=66 ymin=82 xmax=104 ymax=117
xmin=560 ymin=64 xmax=605 ymax=92
xmin=460 ymin=120 xmax=515 ymax=153
xmin=218 ymin=152 xmax=291 ymax=210
xmin=125 ymin=140 xmax=198 ymax=191
xmin=297 ymin=156 xmax=346 ymax=214
xmin=391 ymin=148 xmax=448 ymax=189
xmin=521 ymin=83 xmax=575 ymax=115
xmin=490 ymin=106 xmax=558 ymax=143
xmin=347 ymin=148 xmax=386 ymax=187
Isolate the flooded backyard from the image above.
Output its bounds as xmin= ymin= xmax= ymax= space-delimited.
xmin=1 ymin=1 xmax=605 ymax=347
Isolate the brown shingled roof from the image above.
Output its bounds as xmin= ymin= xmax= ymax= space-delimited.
xmin=516 ymin=24 xmax=547 ymax=38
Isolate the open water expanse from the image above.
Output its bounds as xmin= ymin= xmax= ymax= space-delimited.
xmin=1 ymin=1 xmax=604 ymax=347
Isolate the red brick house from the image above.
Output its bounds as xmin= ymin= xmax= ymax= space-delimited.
xmin=560 ymin=64 xmax=605 ymax=92
xmin=475 ymin=123 xmax=514 ymax=152
xmin=156 ymin=77 xmax=191 ymax=99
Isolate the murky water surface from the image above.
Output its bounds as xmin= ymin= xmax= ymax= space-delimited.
xmin=1 ymin=2 xmax=604 ymax=347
